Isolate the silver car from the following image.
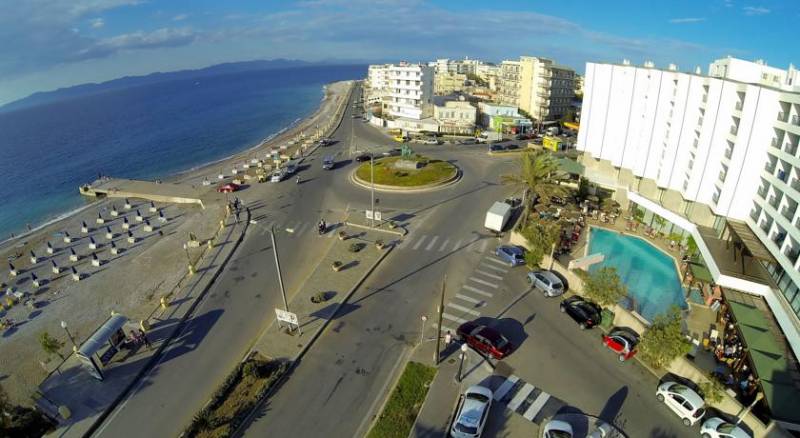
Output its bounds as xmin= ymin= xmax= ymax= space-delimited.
xmin=527 ymin=270 xmax=565 ymax=297
xmin=451 ymin=385 xmax=493 ymax=438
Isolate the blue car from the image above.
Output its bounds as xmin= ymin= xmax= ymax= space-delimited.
xmin=495 ymin=245 xmax=525 ymax=267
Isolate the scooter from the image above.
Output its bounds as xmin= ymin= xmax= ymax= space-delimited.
xmin=318 ymin=221 xmax=326 ymax=235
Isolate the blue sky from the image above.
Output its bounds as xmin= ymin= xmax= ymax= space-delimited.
xmin=0 ymin=0 xmax=796 ymax=105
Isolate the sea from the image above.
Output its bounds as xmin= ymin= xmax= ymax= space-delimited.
xmin=0 ymin=64 xmax=366 ymax=240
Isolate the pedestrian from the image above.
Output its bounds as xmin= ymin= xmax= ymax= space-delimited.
xmin=235 ymin=210 xmax=240 ymax=224
xmin=139 ymin=329 xmax=151 ymax=349
xmin=445 ymin=330 xmax=452 ymax=347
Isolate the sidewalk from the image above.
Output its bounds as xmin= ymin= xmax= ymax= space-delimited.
xmin=408 ymin=337 xmax=464 ymax=438
xmin=39 ymin=212 xmax=249 ymax=438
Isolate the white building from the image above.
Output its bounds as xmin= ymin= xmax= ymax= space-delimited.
xmin=497 ymin=60 xmax=521 ymax=107
xmin=577 ymin=57 xmax=800 ymax=372
xmin=434 ymin=97 xmax=477 ymax=135
xmin=366 ymin=64 xmax=391 ymax=104
xmin=518 ymin=56 xmax=576 ymax=121
xmin=384 ymin=62 xmax=434 ymax=120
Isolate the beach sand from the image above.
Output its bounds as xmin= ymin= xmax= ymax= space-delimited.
xmin=0 ymin=80 xmax=354 ymax=406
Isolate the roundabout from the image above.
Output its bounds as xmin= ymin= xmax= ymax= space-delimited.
xmin=351 ymin=156 xmax=461 ymax=192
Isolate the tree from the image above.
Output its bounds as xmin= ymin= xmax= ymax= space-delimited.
xmin=521 ymin=221 xmax=560 ymax=268
xmin=0 ymin=384 xmax=54 ymax=436
xmin=577 ymin=266 xmax=628 ymax=308
xmin=501 ymin=150 xmax=568 ymax=210
xmin=685 ymin=235 xmax=699 ymax=257
xmin=698 ymin=374 xmax=725 ymax=404
xmin=652 ymin=215 xmax=667 ymax=233
xmin=638 ymin=307 xmax=692 ymax=369
xmin=39 ymin=331 xmax=65 ymax=360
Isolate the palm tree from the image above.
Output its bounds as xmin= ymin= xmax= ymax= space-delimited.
xmin=501 ymin=150 xmax=568 ymax=209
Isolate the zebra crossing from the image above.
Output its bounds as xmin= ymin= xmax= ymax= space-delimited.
xmin=489 ymin=374 xmax=565 ymax=425
xmin=400 ymin=234 xmax=491 ymax=254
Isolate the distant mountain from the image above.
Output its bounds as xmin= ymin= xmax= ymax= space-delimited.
xmin=0 ymin=58 xmax=357 ymax=113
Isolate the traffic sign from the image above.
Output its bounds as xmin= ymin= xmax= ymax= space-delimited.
xmin=275 ymin=308 xmax=299 ymax=326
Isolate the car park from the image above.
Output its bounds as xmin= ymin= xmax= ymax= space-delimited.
xmin=560 ymin=296 xmax=602 ymax=329
xmin=700 ymin=417 xmax=751 ymax=438
xmin=456 ymin=321 xmax=513 ymax=360
xmin=450 ymin=385 xmax=493 ymax=438
xmin=601 ymin=330 xmax=639 ymax=361
xmin=494 ymin=245 xmax=525 ymax=267
xmin=216 ymin=183 xmax=240 ymax=193
xmin=656 ymin=382 xmax=706 ymax=426
xmin=355 ymin=153 xmax=372 ymax=162
xmin=527 ymin=270 xmax=565 ymax=297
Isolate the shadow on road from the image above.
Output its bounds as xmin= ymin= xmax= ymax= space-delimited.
xmin=599 ymin=386 xmax=628 ymax=423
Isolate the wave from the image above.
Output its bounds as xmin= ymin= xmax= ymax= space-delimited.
xmin=0 ymin=201 xmax=98 ymax=249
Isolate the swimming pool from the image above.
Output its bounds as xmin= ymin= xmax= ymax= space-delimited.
xmin=587 ymin=227 xmax=687 ymax=321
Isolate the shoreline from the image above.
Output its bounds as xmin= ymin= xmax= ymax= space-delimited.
xmin=0 ymin=80 xmax=351 ymax=252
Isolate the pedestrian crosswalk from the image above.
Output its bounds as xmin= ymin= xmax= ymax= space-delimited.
xmin=489 ymin=374 xmax=565 ymax=425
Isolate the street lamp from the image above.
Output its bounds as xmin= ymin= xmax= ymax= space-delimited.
xmin=370 ymin=155 xmax=375 ymax=228
xmin=420 ymin=315 xmax=427 ymax=345
xmin=457 ymin=343 xmax=468 ymax=382
xmin=61 ymin=320 xmax=77 ymax=350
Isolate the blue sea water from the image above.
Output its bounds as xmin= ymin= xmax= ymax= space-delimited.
xmin=0 ymin=64 xmax=366 ymax=239
xmin=587 ymin=227 xmax=687 ymax=321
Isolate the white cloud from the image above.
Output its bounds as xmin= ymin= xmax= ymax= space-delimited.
xmin=669 ymin=17 xmax=705 ymax=24
xmin=724 ymin=0 xmax=734 ymax=7
xmin=172 ymin=13 xmax=188 ymax=21
xmin=90 ymin=17 xmax=105 ymax=28
xmin=72 ymin=27 xmax=197 ymax=61
xmin=743 ymin=6 xmax=770 ymax=15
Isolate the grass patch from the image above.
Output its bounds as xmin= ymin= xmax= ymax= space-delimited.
xmin=355 ymin=157 xmax=457 ymax=187
xmin=184 ymin=353 xmax=287 ymax=438
xmin=367 ymin=361 xmax=437 ymax=438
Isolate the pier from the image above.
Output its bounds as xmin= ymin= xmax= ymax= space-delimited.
xmin=79 ymin=178 xmax=205 ymax=208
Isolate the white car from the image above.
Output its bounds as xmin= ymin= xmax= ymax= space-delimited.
xmin=270 ymin=168 xmax=287 ymax=183
xmin=526 ymin=270 xmax=565 ymax=297
xmin=542 ymin=419 xmax=573 ymax=438
xmin=700 ymin=417 xmax=751 ymax=438
xmin=656 ymin=382 xmax=706 ymax=426
xmin=450 ymin=385 xmax=493 ymax=438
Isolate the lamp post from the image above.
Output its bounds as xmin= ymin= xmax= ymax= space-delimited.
xmin=61 ymin=320 xmax=77 ymax=350
xmin=269 ymin=225 xmax=290 ymax=313
xmin=420 ymin=315 xmax=427 ymax=345
xmin=457 ymin=343 xmax=468 ymax=382
xmin=370 ymin=155 xmax=375 ymax=228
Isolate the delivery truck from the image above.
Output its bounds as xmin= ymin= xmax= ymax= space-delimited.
xmin=484 ymin=201 xmax=512 ymax=234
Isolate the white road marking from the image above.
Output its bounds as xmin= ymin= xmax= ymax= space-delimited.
xmin=507 ymin=383 xmax=535 ymax=411
xmin=485 ymin=256 xmax=510 ymax=266
xmin=454 ymin=294 xmax=483 ymax=305
xmin=480 ymin=262 xmax=508 ymax=273
xmin=474 ymin=269 xmax=503 ymax=280
xmin=451 ymin=239 xmax=463 ymax=251
xmin=469 ymin=277 xmax=499 ymax=289
xmin=425 ymin=236 xmax=439 ymax=251
xmin=442 ymin=313 xmax=468 ymax=324
xmin=523 ymin=391 xmax=551 ymax=421
xmin=438 ymin=239 xmax=450 ymax=252
xmin=446 ymin=302 xmax=481 ymax=316
xmin=462 ymin=285 xmax=493 ymax=298
xmin=479 ymin=240 xmax=489 ymax=253
xmin=493 ymin=375 xmax=520 ymax=401
xmin=412 ymin=235 xmax=428 ymax=250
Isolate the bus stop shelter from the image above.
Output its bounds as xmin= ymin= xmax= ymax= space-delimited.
xmin=76 ymin=314 xmax=130 ymax=381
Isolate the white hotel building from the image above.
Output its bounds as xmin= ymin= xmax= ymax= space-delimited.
xmin=383 ymin=62 xmax=434 ymax=120
xmin=578 ymin=57 xmax=800 ymax=377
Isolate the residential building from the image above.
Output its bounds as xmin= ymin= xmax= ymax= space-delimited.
xmin=518 ymin=56 xmax=576 ymax=121
xmin=366 ymin=64 xmax=391 ymax=105
xmin=434 ymin=96 xmax=477 ymax=135
xmin=460 ymin=57 xmax=483 ymax=76
xmin=478 ymin=102 xmax=532 ymax=134
xmin=497 ymin=60 xmax=521 ymax=107
xmin=476 ymin=63 xmax=500 ymax=91
xmin=577 ymin=57 xmax=800 ymax=406
xmin=434 ymin=72 xmax=467 ymax=95
xmin=575 ymin=74 xmax=584 ymax=97
xmin=383 ymin=62 xmax=434 ymax=120
xmin=434 ymin=58 xmax=459 ymax=74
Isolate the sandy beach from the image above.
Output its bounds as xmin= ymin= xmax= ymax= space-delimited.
xmin=0 ymin=80 xmax=354 ymax=406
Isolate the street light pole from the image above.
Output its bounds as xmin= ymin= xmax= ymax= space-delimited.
xmin=457 ymin=343 xmax=468 ymax=382
xmin=420 ymin=315 xmax=427 ymax=345
xmin=435 ymin=275 xmax=446 ymax=364
xmin=270 ymin=225 xmax=289 ymax=313
xmin=60 ymin=320 xmax=77 ymax=350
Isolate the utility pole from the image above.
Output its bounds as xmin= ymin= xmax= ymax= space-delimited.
xmin=435 ymin=275 xmax=446 ymax=364
xmin=370 ymin=155 xmax=375 ymax=228
xmin=270 ymin=225 xmax=289 ymax=313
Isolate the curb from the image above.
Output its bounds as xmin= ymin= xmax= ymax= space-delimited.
xmin=349 ymin=167 xmax=462 ymax=193
xmin=356 ymin=346 xmax=415 ymax=438
xmin=344 ymin=221 xmax=407 ymax=237
xmin=83 ymin=210 xmax=250 ymax=438
xmin=230 ymin=241 xmax=395 ymax=437
xmin=487 ymin=149 xmax=533 ymax=157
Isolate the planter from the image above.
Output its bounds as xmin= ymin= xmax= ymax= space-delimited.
xmin=388 ymin=221 xmax=397 ymax=229
xmin=338 ymin=231 xmax=347 ymax=241
xmin=348 ymin=242 xmax=364 ymax=253
xmin=375 ymin=239 xmax=386 ymax=250
xmin=332 ymin=261 xmax=343 ymax=272
xmin=311 ymin=291 xmax=334 ymax=304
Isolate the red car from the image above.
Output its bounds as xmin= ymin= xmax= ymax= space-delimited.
xmin=457 ymin=321 xmax=513 ymax=360
xmin=217 ymin=183 xmax=240 ymax=193
xmin=602 ymin=330 xmax=639 ymax=362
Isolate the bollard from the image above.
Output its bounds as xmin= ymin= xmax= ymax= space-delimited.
xmin=8 ymin=263 xmax=17 ymax=277
xmin=97 ymin=213 xmax=105 ymax=224
xmin=127 ymin=232 xmax=136 ymax=244
xmin=51 ymin=260 xmax=60 ymax=275
xmin=91 ymin=253 xmax=100 ymax=267
xmin=135 ymin=210 xmax=143 ymax=222
xmin=122 ymin=219 xmax=130 ymax=230
xmin=71 ymin=268 xmax=80 ymax=282
xmin=105 ymin=227 xmax=113 ymax=240
xmin=88 ymin=237 xmax=97 ymax=250
xmin=207 ymin=239 xmax=214 ymax=249
xmin=144 ymin=221 xmax=153 ymax=232
xmin=149 ymin=202 xmax=157 ymax=213
xmin=160 ymin=296 xmax=168 ymax=309
xmin=111 ymin=206 xmax=119 ymax=217
xmin=188 ymin=264 xmax=195 ymax=276
xmin=30 ymin=251 xmax=38 ymax=264
xmin=220 ymin=219 xmax=225 ymax=229
xmin=124 ymin=199 xmax=132 ymax=210
xmin=110 ymin=242 xmax=119 ymax=255
xmin=32 ymin=274 xmax=40 ymax=289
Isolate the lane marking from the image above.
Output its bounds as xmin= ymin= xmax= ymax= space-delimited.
xmin=507 ymin=383 xmax=535 ymax=411
xmin=474 ymin=270 xmax=503 ymax=280
xmin=442 ymin=313 xmax=468 ymax=324
xmin=446 ymin=302 xmax=481 ymax=316
xmin=451 ymin=239 xmax=463 ymax=251
xmin=462 ymin=285 xmax=493 ymax=298
xmin=469 ymin=277 xmax=499 ymax=289
xmin=454 ymin=294 xmax=483 ymax=305
xmin=425 ymin=236 xmax=439 ymax=251
xmin=412 ymin=235 xmax=427 ymax=250
xmin=485 ymin=256 xmax=510 ymax=266
xmin=438 ymin=239 xmax=450 ymax=252
xmin=493 ymin=375 xmax=520 ymax=401
xmin=478 ymin=240 xmax=489 ymax=253
xmin=480 ymin=263 xmax=508 ymax=273
xmin=523 ymin=392 xmax=551 ymax=421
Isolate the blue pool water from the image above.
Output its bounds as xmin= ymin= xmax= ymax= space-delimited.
xmin=587 ymin=227 xmax=687 ymax=321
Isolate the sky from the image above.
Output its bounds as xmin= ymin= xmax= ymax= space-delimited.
xmin=0 ymin=0 xmax=797 ymax=106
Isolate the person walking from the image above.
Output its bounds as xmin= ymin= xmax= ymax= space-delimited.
xmin=139 ymin=329 xmax=151 ymax=349
xmin=444 ymin=330 xmax=452 ymax=347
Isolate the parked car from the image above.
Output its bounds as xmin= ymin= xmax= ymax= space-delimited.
xmin=216 ymin=183 xmax=240 ymax=193
xmin=527 ymin=270 xmax=565 ymax=297
xmin=601 ymin=330 xmax=639 ymax=361
xmin=656 ymin=382 xmax=706 ymax=426
xmin=419 ymin=138 xmax=441 ymax=145
xmin=541 ymin=419 xmax=573 ymax=438
xmin=489 ymin=144 xmax=506 ymax=152
xmin=319 ymin=138 xmax=334 ymax=146
xmin=450 ymin=385 xmax=493 ymax=438
xmin=494 ymin=245 xmax=525 ymax=267
xmin=505 ymin=143 xmax=520 ymax=150
xmin=560 ymin=296 xmax=602 ymax=329
xmin=285 ymin=161 xmax=298 ymax=174
xmin=355 ymin=153 xmax=372 ymax=162
xmin=270 ymin=168 xmax=288 ymax=183
xmin=700 ymin=417 xmax=751 ymax=438
xmin=381 ymin=148 xmax=402 ymax=157
xmin=456 ymin=321 xmax=513 ymax=360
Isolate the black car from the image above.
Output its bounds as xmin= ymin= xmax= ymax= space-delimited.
xmin=489 ymin=144 xmax=506 ymax=152
xmin=355 ymin=153 xmax=373 ymax=162
xmin=505 ymin=143 xmax=520 ymax=150
xmin=559 ymin=296 xmax=602 ymax=329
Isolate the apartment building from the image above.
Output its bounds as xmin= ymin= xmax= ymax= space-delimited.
xmin=476 ymin=64 xmax=499 ymax=91
xmin=434 ymin=72 xmax=467 ymax=95
xmin=518 ymin=56 xmax=576 ymax=121
xmin=434 ymin=97 xmax=477 ymax=135
xmin=577 ymin=57 xmax=800 ymax=377
xmin=366 ymin=64 xmax=391 ymax=105
xmin=383 ymin=62 xmax=434 ymax=120
xmin=497 ymin=60 xmax=521 ymax=107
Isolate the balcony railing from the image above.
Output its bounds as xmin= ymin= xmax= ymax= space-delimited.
xmin=792 ymin=178 xmax=800 ymax=192
xmin=765 ymin=162 xmax=777 ymax=173
xmin=772 ymin=137 xmax=781 ymax=148
xmin=760 ymin=220 xmax=771 ymax=233
xmin=724 ymin=148 xmax=733 ymax=160
xmin=793 ymin=115 xmax=800 ymax=126
xmin=758 ymin=186 xmax=769 ymax=198
xmin=782 ymin=206 xmax=796 ymax=221
xmin=778 ymin=111 xmax=788 ymax=122
xmin=777 ymin=169 xmax=789 ymax=182
xmin=772 ymin=232 xmax=787 ymax=247
xmin=785 ymin=143 xmax=798 ymax=156
xmin=750 ymin=209 xmax=761 ymax=222
xmin=784 ymin=248 xmax=800 ymax=264
xmin=702 ymin=95 xmax=708 ymax=103
xmin=730 ymin=126 xmax=739 ymax=135
xmin=735 ymin=102 xmax=744 ymax=111
xmin=719 ymin=171 xmax=727 ymax=182
xmin=769 ymin=196 xmax=781 ymax=209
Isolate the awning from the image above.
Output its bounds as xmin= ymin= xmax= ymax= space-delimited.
xmin=725 ymin=220 xmax=775 ymax=262
xmin=78 ymin=314 xmax=128 ymax=358
xmin=725 ymin=291 xmax=800 ymax=424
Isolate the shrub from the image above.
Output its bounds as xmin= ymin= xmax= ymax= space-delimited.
xmin=577 ymin=266 xmax=628 ymax=308
xmin=638 ymin=306 xmax=692 ymax=369
xmin=349 ymin=242 xmax=363 ymax=253
xmin=520 ymin=221 xmax=560 ymax=268
xmin=699 ymin=374 xmax=726 ymax=404
xmin=243 ymin=361 xmax=261 ymax=378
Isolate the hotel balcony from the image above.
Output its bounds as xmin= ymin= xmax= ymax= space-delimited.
xmin=785 ymin=142 xmax=798 ymax=156
xmin=735 ymin=101 xmax=744 ymax=111
xmin=777 ymin=168 xmax=789 ymax=183
xmin=782 ymin=205 xmax=797 ymax=222
xmin=757 ymin=185 xmax=769 ymax=199
xmin=760 ymin=218 xmax=772 ymax=234
xmin=730 ymin=125 xmax=738 ymax=136
xmin=769 ymin=195 xmax=781 ymax=210
xmin=793 ymin=114 xmax=800 ymax=126
xmin=702 ymin=95 xmax=708 ymax=103
xmin=724 ymin=148 xmax=733 ymax=160
xmin=784 ymin=245 xmax=800 ymax=266
xmin=771 ymin=230 xmax=787 ymax=248
xmin=792 ymin=178 xmax=800 ymax=192
xmin=778 ymin=111 xmax=789 ymax=122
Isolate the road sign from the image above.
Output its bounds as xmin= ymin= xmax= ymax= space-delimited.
xmin=366 ymin=210 xmax=373 ymax=219
xmin=366 ymin=210 xmax=381 ymax=220
xmin=275 ymin=308 xmax=299 ymax=326
xmin=375 ymin=211 xmax=382 ymax=221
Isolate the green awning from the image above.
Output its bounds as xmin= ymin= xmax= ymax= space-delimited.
xmin=556 ymin=157 xmax=584 ymax=175
xmin=689 ymin=257 xmax=714 ymax=283
xmin=727 ymin=297 xmax=800 ymax=423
